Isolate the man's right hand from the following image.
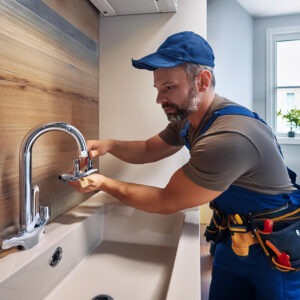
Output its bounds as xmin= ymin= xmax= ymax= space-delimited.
xmin=86 ymin=139 xmax=114 ymax=158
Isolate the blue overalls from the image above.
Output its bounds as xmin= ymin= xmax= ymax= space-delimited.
xmin=181 ymin=106 xmax=300 ymax=300
xmin=210 ymin=186 xmax=300 ymax=300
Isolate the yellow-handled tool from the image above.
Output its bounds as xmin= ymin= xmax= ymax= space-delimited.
xmin=234 ymin=214 xmax=243 ymax=224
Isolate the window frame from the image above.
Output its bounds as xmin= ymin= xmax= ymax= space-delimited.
xmin=266 ymin=26 xmax=300 ymax=144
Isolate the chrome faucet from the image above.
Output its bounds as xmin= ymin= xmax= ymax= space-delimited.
xmin=1 ymin=122 xmax=97 ymax=250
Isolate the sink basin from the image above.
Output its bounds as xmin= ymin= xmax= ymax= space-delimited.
xmin=0 ymin=192 xmax=200 ymax=300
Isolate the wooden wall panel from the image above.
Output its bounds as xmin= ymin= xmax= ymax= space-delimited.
xmin=42 ymin=0 xmax=99 ymax=42
xmin=0 ymin=0 xmax=99 ymax=235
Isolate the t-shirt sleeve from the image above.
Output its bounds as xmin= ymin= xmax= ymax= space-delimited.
xmin=182 ymin=132 xmax=259 ymax=191
xmin=158 ymin=122 xmax=186 ymax=146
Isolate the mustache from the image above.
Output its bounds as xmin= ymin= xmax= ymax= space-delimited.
xmin=162 ymin=103 xmax=179 ymax=110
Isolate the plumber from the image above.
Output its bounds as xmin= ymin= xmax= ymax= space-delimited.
xmin=70 ymin=31 xmax=300 ymax=300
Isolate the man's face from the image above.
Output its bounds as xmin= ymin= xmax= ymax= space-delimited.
xmin=153 ymin=67 xmax=199 ymax=122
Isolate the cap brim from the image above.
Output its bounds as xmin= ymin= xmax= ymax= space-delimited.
xmin=132 ymin=53 xmax=182 ymax=71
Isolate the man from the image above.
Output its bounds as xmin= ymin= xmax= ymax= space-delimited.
xmin=70 ymin=31 xmax=300 ymax=299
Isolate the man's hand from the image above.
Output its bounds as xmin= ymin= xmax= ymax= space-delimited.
xmin=87 ymin=140 xmax=113 ymax=158
xmin=69 ymin=168 xmax=222 ymax=214
xmin=68 ymin=173 xmax=105 ymax=193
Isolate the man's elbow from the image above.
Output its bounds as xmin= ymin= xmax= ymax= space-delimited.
xmin=155 ymin=202 xmax=181 ymax=215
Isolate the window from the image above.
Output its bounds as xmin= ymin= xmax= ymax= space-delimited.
xmin=266 ymin=27 xmax=300 ymax=139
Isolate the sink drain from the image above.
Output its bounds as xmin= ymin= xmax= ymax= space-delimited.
xmin=49 ymin=247 xmax=63 ymax=267
xmin=92 ymin=295 xmax=113 ymax=300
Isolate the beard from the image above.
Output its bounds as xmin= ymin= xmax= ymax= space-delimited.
xmin=163 ymin=85 xmax=199 ymax=123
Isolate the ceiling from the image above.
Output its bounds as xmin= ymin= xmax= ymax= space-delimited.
xmin=237 ymin=0 xmax=300 ymax=17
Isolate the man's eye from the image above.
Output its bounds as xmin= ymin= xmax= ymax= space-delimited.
xmin=166 ymin=85 xmax=175 ymax=90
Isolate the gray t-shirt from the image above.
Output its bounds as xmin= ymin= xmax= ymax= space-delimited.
xmin=159 ymin=95 xmax=295 ymax=194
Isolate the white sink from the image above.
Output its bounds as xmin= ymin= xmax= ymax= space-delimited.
xmin=0 ymin=192 xmax=200 ymax=300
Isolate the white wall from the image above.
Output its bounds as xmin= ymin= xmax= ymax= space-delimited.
xmin=253 ymin=13 xmax=300 ymax=117
xmin=98 ymin=0 xmax=206 ymax=188
xmin=207 ymin=0 xmax=253 ymax=109
xmin=253 ymin=13 xmax=300 ymax=180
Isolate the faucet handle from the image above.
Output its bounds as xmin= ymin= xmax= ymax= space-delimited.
xmin=58 ymin=157 xmax=98 ymax=182
xmin=33 ymin=185 xmax=39 ymax=216
xmin=59 ymin=156 xmax=98 ymax=183
xmin=73 ymin=158 xmax=81 ymax=176
xmin=86 ymin=157 xmax=94 ymax=170
xmin=74 ymin=157 xmax=95 ymax=174
xmin=58 ymin=168 xmax=98 ymax=183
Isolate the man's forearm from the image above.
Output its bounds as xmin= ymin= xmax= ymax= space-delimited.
xmin=70 ymin=169 xmax=222 ymax=214
xmin=109 ymin=140 xmax=150 ymax=164
xmin=99 ymin=168 xmax=221 ymax=214
xmin=108 ymin=135 xmax=181 ymax=164
xmin=100 ymin=175 xmax=172 ymax=214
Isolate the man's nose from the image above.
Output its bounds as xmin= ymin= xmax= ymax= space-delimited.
xmin=156 ymin=93 xmax=167 ymax=104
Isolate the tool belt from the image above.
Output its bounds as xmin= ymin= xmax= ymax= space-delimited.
xmin=204 ymin=201 xmax=229 ymax=243
xmin=205 ymin=201 xmax=300 ymax=272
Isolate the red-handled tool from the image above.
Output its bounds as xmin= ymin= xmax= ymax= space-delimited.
xmin=261 ymin=219 xmax=273 ymax=234
xmin=265 ymin=240 xmax=291 ymax=268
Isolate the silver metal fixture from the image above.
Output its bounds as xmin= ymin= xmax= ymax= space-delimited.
xmin=59 ymin=158 xmax=97 ymax=182
xmin=1 ymin=122 xmax=97 ymax=250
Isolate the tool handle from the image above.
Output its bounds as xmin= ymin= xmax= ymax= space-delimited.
xmin=265 ymin=240 xmax=281 ymax=256
xmin=261 ymin=219 xmax=273 ymax=234
xmin=266 ymin=240 xmax=291 ymax=268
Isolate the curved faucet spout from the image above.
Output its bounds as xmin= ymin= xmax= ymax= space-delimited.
xmin=20 ymin=122 xmax=89 ymax=159
xmin=2 ymin=122 xmax=97 ymax=250
xmin=19 ymin=122 xmax=90 ymax=232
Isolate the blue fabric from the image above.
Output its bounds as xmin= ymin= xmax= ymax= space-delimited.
xmin=180 ymin=105 xmax=270 ymax=151
xmin=180 ymin=105 xmax=269 ymax=151
xmin=199 ymin=105 xmax=267 ymax=136
xmin=193 ymin=105 xmax=300 ymax=298
xmin=180 ymin=105 xmax=300 ymax=216
xmin=209 ymin=241 xmax=300 ymax=300
xmin=132 ymin=31 xmax=215 ymax=70
xmin=209 ymin=184 xmax=300 ymax=299
xmin=180 ymin=120 xmax=191 ymax=150
xmin=213 ymin=185 xmax=299 ymax=215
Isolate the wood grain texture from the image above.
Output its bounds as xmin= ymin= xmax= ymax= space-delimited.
xmin=42 ymin=0 xmax=99 ymax=42
xmin=0 ymin=0 xmax=99 ymax=235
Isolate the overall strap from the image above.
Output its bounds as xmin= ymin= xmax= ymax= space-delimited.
xmin=180 ymin=120 xmax=191 ymax=150
xmin=180 ymin=105 xmax=267 ymax=150
xmin=179 ymin=105 xmax=299 ymax=188
xmin=199 ymin=105 xmax=267 ymax=135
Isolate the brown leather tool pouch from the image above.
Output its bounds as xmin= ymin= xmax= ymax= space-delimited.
xmin=230 ymin=231 xmax=258 ymax=256
xmin=228 ymin=215 xmax=258 ymax=257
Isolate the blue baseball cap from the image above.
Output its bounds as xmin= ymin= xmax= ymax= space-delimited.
xmin=132 ymin=31 xmax=215 ymax=71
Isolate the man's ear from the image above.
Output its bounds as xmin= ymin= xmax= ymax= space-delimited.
xmin=197 ymin=70 xmax=212 ymax=92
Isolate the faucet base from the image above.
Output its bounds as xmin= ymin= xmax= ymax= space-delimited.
xmin=1 ymin=206 xmax=50 ymax=250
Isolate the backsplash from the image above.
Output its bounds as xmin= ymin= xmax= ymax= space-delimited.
xmin=0 ymin=0 xmax=99 ymax=233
